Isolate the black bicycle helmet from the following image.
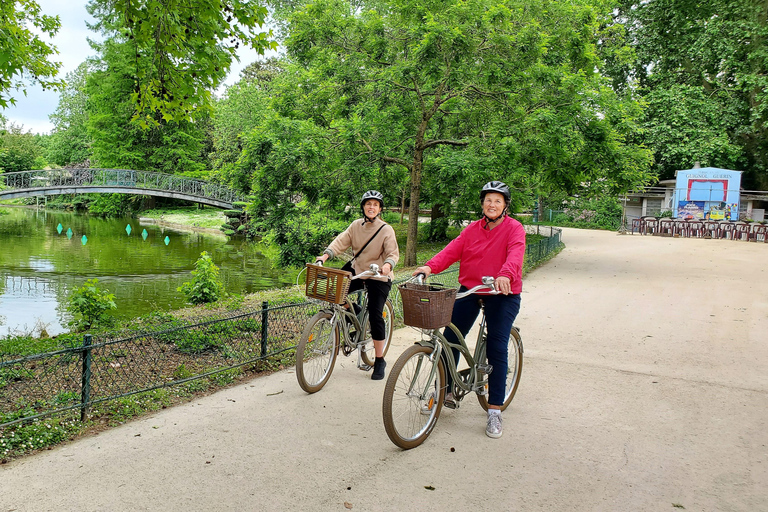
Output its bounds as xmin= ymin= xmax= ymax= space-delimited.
xmin=479 ymin=181 xmax=511 ymax=204
xmin=360 ymin=190 xmax=384 ymax=209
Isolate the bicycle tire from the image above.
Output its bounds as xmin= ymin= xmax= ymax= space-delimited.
xmin=382 ymin=344 xmax=445 ymax=449
xmin=477 ymin=326 xmax=523 ymax=412
xmin=296 ymin=311 xmax=340 ymax=393
xmin=361 ymin=299 xmax=394 ymax=367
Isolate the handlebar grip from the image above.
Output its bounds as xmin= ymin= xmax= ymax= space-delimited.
xmin=314 ymin=260 xmax=324 ymax=266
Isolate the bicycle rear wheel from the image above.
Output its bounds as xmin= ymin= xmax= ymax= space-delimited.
xmin=296 ymin=311 xmax=339 ymax=393
xmin=361 ymin=299 xmax=394 ymax=366
xmin=382 ymin=344 xmax=445 ymax=449
xmin=477 ymin=326 xmax=523 ymax=411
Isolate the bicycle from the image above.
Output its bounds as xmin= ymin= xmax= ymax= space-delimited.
xmin=296 ymin=262 xmax=394 ymax=393
xmin=382 ymin=275 xmax=523 ymax=449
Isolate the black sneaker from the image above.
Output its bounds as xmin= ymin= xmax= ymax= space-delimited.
xmin=371 ymin=358 xmax=386 ymax=380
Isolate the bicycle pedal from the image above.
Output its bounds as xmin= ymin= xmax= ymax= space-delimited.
xmin=477 ymin=363 xmax=493 ymax=375
xmin=359 ymin=364 xmax=372 ymax=371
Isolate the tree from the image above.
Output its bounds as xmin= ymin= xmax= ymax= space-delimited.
xmin=0 ymin=120 xmax=45 ymax=172
xmin=0 ymin=0 xmax=64 ymax=109
xmin=86 ymin=37 xmax=209 ymax=175
xmin=614 ymin=0 xmax=768 ymax=187
xmin=280 ymin=0 xmax=652 ymax=265
xmin=47 ymin=62 xmax=92 ymax=167
xmin=86 ymin=0 xmax=277 ymax=128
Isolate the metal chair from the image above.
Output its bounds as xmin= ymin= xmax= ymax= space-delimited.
xmin=643 ymin=217 xmax=658 ymax=235
xmin=748 ymin=224 xmax=767 ymax=243
xmin=630 ymin=217 xmax=644 ymax=235
xmin=658 ymin=218 xmax=674 ymax=236
xmin=718 ymin=221 xmax=735 ymax=240
xmin=673 ymin=219 xmax=689 ymax=237
xmin=734 ymin=222 xmax=751 ymax=241
xmin=687 ymin=219 xmax=704 ymax=238
xmin=703 ymin=220 xmax=718 ymax=238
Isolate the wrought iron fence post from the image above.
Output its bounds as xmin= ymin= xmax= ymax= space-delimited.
xmin=81 ymin=334 xmax=93 ymax=421
xmin=261 ymin=301 xmax=269 ymax=357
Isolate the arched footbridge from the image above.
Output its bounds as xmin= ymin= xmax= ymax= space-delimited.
xmin=0 ymin=169 xmax=245 ymax=209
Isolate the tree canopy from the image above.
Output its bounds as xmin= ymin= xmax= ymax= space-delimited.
xmin=86 ymin=0 xmax=277 ymax=127
xmin=0 ymin=0 xmax=64 ymax=108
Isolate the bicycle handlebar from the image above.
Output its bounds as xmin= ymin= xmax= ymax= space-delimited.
xmin=409 ymin=274 xmax=498 ymax=299
xmin=312 ymin=261 xmax=389 ymax=281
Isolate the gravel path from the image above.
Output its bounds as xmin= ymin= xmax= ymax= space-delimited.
xmin=2 ymin=228 xmax=766 ymax=511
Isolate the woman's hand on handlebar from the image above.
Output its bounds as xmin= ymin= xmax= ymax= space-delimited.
xmin=315 ymin=254 xmax=329 ymax=265
xmin=413 ymin=265 xmax=432 ymax=279
xmin=380 ymin=262 xmax=393 ymax=277
xmin=495 ymin=275 xmax=511 ymax=295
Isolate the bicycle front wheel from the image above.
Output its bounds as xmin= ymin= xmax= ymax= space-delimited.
xmin=477 ymin=326 xmax=523 ymax=411
xmin=296 ymin=311 xmax=340 ymax=393
xmin=382 ymin=344 xmax=445 ymax=450
xmin=361 ymin=299 xmax=394 ymax=367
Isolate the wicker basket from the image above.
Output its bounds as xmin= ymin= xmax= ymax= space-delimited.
xmin=305 ymin=264 xmax=352 ymax=304
xmin=398 ymin=282 xmax=457 ymax=329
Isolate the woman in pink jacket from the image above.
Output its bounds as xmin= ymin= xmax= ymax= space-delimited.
xmin=414 ymin=181 xmax=525 ymax=439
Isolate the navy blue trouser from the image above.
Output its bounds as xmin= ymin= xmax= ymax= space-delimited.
xmin=442 ymin=290 xmax=521 ymax=407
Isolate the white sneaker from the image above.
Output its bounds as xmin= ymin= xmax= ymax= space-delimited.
xmin=486 ymin=412 xmax=502 ymax=439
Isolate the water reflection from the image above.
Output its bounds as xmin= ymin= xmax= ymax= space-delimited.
xmin=0 ymin=207 xmax=298 ymax=338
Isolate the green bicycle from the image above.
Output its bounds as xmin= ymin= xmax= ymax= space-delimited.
xmin=296 ymin=263 xmax=394 ymax=393
xmin=382 ymin=276 xmax=523 ymax=449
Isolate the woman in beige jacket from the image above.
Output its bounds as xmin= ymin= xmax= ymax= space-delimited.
xmin=315 ymin=190 xmax=399 ymax=380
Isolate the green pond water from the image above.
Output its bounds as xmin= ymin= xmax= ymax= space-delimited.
xmin=0 ymin=207 xmax=299 ymax=338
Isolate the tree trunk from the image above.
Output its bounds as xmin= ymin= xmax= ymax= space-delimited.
xmin=400 ymin=188 xmax=406 ymax=224
xmin=405 ymin=149 xmax=424 ymax=266
xmin=429 ymin=202 xmax=447 ymax=240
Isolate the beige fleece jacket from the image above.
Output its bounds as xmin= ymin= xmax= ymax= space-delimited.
xmin=324 ymin=217 xmax=399 ymax=280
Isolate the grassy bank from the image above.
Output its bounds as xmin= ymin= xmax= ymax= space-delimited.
xmin=139 ymin=206 xmax=227 ymax=230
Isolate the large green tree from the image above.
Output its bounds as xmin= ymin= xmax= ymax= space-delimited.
xmin=86 ymin=35 xmax=209 ymax=174
xmin=277 ymin=0 xmax=652 ymax=264
xmin=47 ymin=62 xmax=92 ymax=167
xmin=86 ymin=0 xmax=276 ymax=127
xmin=0 ymin=0 xmax=64 ymax=109
xmin=614 ymin=0 xmax=768 ymax=187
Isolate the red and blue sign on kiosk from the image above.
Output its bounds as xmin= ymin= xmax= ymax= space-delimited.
xmin=674 ymin=167 xmax=742 ymax=220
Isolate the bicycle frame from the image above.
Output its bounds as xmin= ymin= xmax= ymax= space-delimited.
xmin=408 ymin=276 xmax=498 ymax=403
xmin=415 ymin=308 xmax=490 ymax=401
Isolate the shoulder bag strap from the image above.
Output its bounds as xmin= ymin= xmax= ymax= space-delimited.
xmin=351 ymin=224 xmax=387 ymax=261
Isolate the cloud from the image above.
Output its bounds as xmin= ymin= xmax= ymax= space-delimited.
xmin=2 ymin=0 xmax=273 ymax=134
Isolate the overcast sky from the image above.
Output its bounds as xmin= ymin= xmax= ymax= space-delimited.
xmin=3 ymin=0 xmax=267 ymax=135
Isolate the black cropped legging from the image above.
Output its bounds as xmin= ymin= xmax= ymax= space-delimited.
xmin=347 ymin=278 xmax=392 ymax=340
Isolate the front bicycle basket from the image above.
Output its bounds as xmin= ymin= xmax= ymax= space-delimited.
xmin=305 ymin=263 xmax=352 ymax=304
xmin=398 ymin=282 xmax=457 ymax=329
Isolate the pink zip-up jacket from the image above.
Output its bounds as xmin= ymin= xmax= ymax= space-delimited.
xmin=426 ymin=216 xmax=525 ymax=294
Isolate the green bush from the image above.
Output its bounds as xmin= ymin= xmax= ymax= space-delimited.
xmin=178 ymin=251 xmax=225 ymax=304
xmin=67 ymin=279 xmax=117 ymax=330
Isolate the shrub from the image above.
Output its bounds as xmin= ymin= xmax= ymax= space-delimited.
xmin=67 ymin=279 xmax=117 ymax=330
xmin=178 ymin=251 xmax=225 ymax=304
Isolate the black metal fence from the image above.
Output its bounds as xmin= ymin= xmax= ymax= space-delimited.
xmin=0 ymin=226 xmax=562 ymax=428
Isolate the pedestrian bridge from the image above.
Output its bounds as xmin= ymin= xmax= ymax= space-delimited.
xmin=0 ymin=169 xmax=245 ymax=209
